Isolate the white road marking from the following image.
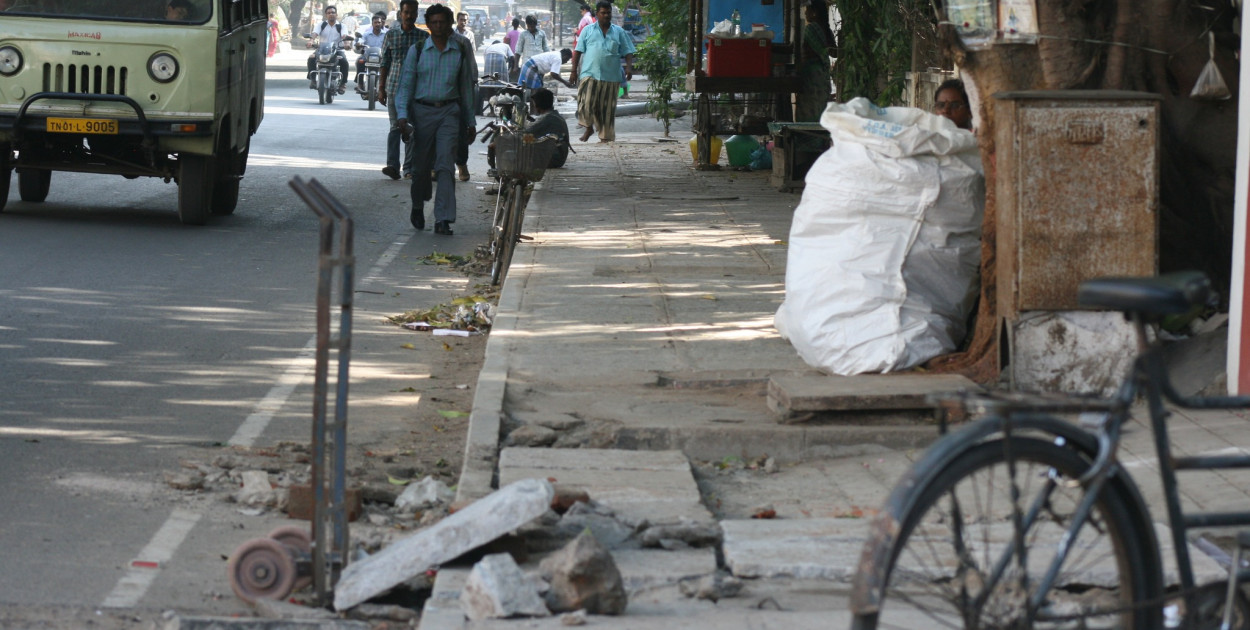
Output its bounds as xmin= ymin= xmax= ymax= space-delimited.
xmin=100 ymin=509 xmax=202 ymax=608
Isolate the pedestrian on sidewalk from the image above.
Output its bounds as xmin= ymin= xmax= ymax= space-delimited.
xmin=377 ymin=0 xmax=426 ymax=181
xmin=515 ymin=15 xmax=549 ymax=66
xmin=571 ymin=3 xmax=593 ymax=50
xmin=568 ymin=1 xmax=635 ymax=143
xmin=394 ymin=3 xmax=477 ymax=235
xmin=453 ymin=11 xmax=478 ymax=182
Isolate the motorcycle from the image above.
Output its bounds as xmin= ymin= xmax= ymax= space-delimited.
xmin=304 ymin=35 xmax=345 ymax=105
xmin=354 ymin=41 xmax=382 ymax=111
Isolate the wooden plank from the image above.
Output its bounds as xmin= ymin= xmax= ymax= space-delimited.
xmin=767 ymin=373 xmax=983 ymax=414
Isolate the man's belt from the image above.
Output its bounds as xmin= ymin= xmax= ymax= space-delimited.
xmin=415 ymin=98 xmax=457 ymax=107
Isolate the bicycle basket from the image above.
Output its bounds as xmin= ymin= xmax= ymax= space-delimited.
xmin=496 ymin=132 xmax=559 ymax=181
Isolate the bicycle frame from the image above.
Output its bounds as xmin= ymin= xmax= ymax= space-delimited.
xmin=923 ymin=311 xmax=1250 ymax=625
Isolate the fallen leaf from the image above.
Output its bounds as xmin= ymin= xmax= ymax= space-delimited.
xmin=442 ymin=342 xmax=452 ymax=351
xmin=701 ymin=294 xmax=717 ymax=300
xmin=751 ymin=508 xmax=777 ymax=519
xmin=400 ymin=343 xmax=416 ymax=350
xmin=397 ymin=387 xmax=417 ymax=392
xmin=438 ymin=410 xmax=469 ymax=418
xmin=387 ymin=475 xmax=411 ymax=486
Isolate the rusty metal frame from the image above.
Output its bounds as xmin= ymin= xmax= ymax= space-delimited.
xmin=289 ymin=176 xmax=354 ymax=605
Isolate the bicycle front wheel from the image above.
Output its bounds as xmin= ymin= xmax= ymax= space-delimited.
xmin=491 ymin=180 xmax=526 ymax=286
xmin=853 ymin=437 xmax=1161 ymax=630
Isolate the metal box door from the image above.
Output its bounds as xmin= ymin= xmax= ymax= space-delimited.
xmin=995 ymin=91 xmax=1160 ymax=315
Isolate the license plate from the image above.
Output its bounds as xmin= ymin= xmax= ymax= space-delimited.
xmin=46 ymin=117 xmax=118 ymax=134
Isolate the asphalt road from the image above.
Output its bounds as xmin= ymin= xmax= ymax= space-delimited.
xmin=0 ymin=49 xmax=491 ymax=615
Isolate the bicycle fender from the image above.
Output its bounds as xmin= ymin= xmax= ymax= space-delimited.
xmin=849 ymin=414 xmax=1156 ymax=617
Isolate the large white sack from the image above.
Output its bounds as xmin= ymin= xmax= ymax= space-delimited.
xmin=774 ymin=98 xmax=985 ymax=374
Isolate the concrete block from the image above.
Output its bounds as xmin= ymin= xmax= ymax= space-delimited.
xmin=767 ymin=373 xmax=981 ymax=416
xmin=286 ymin=484 xmax=362 ymax=522
xmin=461 ymin=553 xmax=551 ymax=620
xmin=165 ymin=616 xmax=370 ymax=630
xmin=334 ymin=478 xmax=554 ymax=611
xmin=721 ymin=518 xmax=869 ymax=580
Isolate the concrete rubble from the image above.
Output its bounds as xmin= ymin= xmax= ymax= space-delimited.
xmin=394 ymin=475 xmax=456 ymax=512
xmin=333 ymin=477 xmax=555 ymax=611
xmin=538 ymin=531 xmax=627 ymax=615
xmin=460 ymin=553 xmax=551 ymax=620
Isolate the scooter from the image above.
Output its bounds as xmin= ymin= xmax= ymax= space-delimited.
xmin=304 ymin=35 xmax=345 ymax=105
xmin=354 ymin=42 xmax=382 ymax=111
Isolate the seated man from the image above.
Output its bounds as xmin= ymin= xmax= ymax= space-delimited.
xmin=487 ymin=88 xmax=569 ymax=174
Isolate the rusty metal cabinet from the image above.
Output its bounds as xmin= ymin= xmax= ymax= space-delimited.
xmin=994 ymin=91 xmax=1160 ymax=317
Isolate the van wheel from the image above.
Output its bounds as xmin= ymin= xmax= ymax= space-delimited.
xmin=212 ymin=140 xmax=248 ymax=216
xmin=178 ymin=155 xmax=214 ymax=225
xmin=18 ymin=169 xmax=51 ymax=202
xmin=0 ymin=144 xmax=11 ymax=213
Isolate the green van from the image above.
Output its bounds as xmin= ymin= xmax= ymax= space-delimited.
xmin=0 ymin=0 xmax=266 ymax=224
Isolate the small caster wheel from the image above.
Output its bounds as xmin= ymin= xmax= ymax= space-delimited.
xmin=268 ymin=526 xmax=313 ymax=591
xmin=227 ymin=537 xmax=298 ymax=604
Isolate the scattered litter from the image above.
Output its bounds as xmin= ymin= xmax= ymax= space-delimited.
xmin=456 ymin=384 xmax=470 ymax=390
xmin=438 ymin=410 xmax=469 ymax=419
xmin=433 ymin=329 xmax=472 ymax=337
xmin=390 ymin=295 xmax=495 ymax=333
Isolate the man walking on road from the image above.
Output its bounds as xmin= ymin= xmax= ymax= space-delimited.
xmin=515 ymin=15 xmax=549 ymax=65
xmin=377 ymin=0 xmax=425 ymax=180
xmin=569 ymin=1 xmax=635 ymax=143
xmin=394 ymin=4 xmax=478 ymax=235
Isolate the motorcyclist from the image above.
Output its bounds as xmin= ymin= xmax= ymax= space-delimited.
xmin=306 ymin=5 xmax=353 ymax=94
xmin=354 ymin=11 xmax=388 ymax=94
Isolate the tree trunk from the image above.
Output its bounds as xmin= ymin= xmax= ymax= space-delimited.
xmin=926 ymin=0 xmax=1237 ymax=382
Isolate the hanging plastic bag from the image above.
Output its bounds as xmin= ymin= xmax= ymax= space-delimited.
xmin=1190 ymin=32 xmax=1230 ymax=101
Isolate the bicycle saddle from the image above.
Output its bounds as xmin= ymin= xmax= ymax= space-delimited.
xmin=1077 ymin=271 xmax=1211 ymax=316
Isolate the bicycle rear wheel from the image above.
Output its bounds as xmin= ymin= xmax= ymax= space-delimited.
xmin=491 ymin=180 xmax=526 ymax=286
xmin=852 ymin=437 xmax=1161 ymax=630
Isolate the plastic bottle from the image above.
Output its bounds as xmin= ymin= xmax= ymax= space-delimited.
xmin=731 ymin=9 xmax=741 ymax=36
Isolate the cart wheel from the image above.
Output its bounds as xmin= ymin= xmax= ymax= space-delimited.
xmin=268 ymin=526 xmax=313 ymax=591
xmin=226 ymin=537 xmax=298 ymax=604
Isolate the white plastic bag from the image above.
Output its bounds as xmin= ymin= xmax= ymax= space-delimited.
xmin=774 ymin=98 xmax=985 ymax=374
xmin=1190 ymin=33 xmax=1230 ymax=101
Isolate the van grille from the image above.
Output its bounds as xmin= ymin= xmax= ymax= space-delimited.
xmin=42 ymin=63 xmax=129 ymax=95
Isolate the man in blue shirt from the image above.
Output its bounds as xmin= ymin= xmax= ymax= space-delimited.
xmin=394 ymin=4 xmax=478 ymax=235
xmin=568 ymin=1 xmax=635 ymax=142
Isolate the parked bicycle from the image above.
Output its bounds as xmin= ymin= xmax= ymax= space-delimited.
xmin=850 ymin=271 xmax=1250 ymax=629
xmin=475 ymin=78 xmax=558 ymax=286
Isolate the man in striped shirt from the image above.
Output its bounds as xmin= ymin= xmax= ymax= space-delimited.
xmin=395 ymin=3 xmax=478 ymax=235
xmin=377 ymin=0 xmax=426 ymax=180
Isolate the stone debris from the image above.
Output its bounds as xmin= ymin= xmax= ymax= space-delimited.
xmin=520 ymin=500 xmax=639 ymax=552
xmin=550 ymin=485 xmax=590 ymax=514
xmin=394 ymin=476 xmax=455 ymax=512
xmin=505 ymin=425 xmax=558 ymax=447
xmin=638 ymin=518 xmax=722 ymax=548
xmin=232 ymin=470 xmax=287 ymax=509
xmin=560 ymin=610 xmax=588 ymax=626
xmin=334 ymin=478 xmax=555 ymax=611
xmin=164 ymin=470 xmax=205 ymax=491
xmin=539 ymin=531 xmax=628 ymax=615
xmin=460 ymin=553 xmax=552 ymax=620
xmin=678 ymin=572 xmax=743 ymax=602
xmin=345 ymin=603 xmax=420 ymax=622
xmin=251 ymin=598 xmax=337 ymax=619
xmin=515 ymin=411 xmax=586 ymax=432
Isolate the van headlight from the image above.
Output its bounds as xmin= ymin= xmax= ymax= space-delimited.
xmin=147 ymin=52 xmax=179 ymax=83
xmin=0 ymin=46 xmax=22 ymax=76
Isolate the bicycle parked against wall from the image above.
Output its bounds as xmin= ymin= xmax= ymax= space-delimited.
xmin=476 ymin=77 xmax=558 ymax=286
xmin=850 ymin=271 xmax=1250 ymax=630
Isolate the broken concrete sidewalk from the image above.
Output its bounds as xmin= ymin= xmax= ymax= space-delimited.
xmin=333 ymin=478 xmax=554 ymax=611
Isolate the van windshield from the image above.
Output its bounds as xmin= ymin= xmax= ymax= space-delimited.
xmin=2 ymin=0 xmax=212 ymax=24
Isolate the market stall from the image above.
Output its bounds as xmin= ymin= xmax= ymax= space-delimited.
xmin=685 ymin=0 xmax=805 ymax=168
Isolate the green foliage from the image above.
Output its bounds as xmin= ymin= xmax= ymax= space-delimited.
xmin=633 ymin=37 xmax=684 ymax=135
xmin=831 ymin=0 xmax=936 ymax=105
xmin=617 ymin=0 xmax=689 ymax=53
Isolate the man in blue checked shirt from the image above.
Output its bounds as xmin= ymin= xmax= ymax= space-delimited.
xmin=377 ymin=0 xmax=426 ymax=181
xmin=394 ymin=3 xmax=478 ymax=235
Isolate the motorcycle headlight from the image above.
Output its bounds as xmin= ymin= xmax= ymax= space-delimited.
xmin=147 ymin=52 xmax=178 ymax=83
xmin=318 ymin=53 xmax=334 ymax=63
xmin=0 ymin=46 xmax=22 ymax=76
xmin=366 ymin=52 xmax=381 ymax=63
